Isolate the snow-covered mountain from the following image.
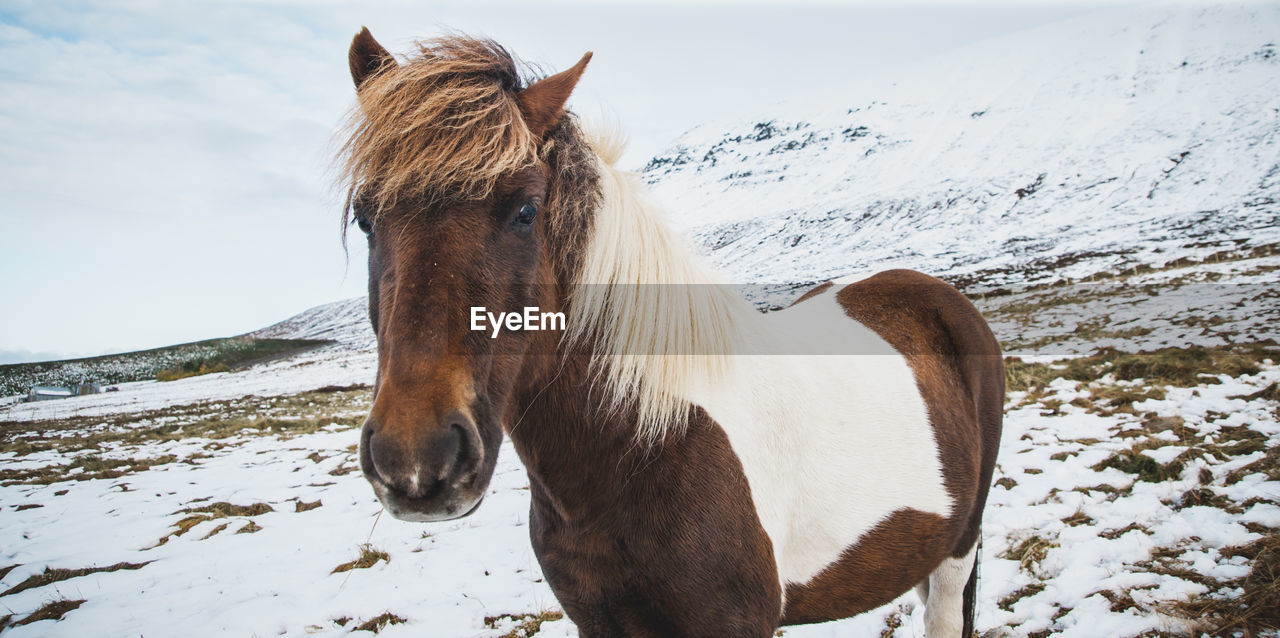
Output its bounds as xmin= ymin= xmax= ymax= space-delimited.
xmin=248 ymin=296 xmax=374 ymax=351
xmin=260 ymin=2 xmax=1278 ymax=343
xmin=646 ymin=2 xmax=1280 ymax=291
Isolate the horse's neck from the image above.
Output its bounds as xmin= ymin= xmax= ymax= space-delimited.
xmin=505 ymin=350 xmax=659 ymax=517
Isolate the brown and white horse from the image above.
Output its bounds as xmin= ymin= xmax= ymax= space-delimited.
xmin=342 ymin=29 xmax=1004 ymax=637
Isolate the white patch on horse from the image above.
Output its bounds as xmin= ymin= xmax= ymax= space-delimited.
xmin=574 ymin=128 xmax=952 ymax=594
xmin=688 ymin=288 xmax=952 ymax=590
xmin=924 ymin=544 xmax=975 ymax=637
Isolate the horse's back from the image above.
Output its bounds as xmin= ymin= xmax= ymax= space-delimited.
xmin=778 ymin=269 xmax=1003 ymax=625
xmin=834 ymin=269 xmax=1004 ymax=548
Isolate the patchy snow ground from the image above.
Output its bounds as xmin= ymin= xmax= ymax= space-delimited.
xmin=2 ymin=330 xmax=1277 ymax=636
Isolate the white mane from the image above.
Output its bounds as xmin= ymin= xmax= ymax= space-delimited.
xmin=565 ymin=126 xmax=758 ymax=443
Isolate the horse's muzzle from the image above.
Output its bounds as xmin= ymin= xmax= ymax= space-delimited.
xmin=359 ymin=412 xmax=487 ymax=522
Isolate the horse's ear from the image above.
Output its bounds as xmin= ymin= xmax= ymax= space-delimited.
xmin=517 ymin=52 xmax=592 ymax=141
xmin=349 ymin=27 xmax=395 ymax=89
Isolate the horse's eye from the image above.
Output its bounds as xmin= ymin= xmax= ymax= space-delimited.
xmin=514 ymin=202 xmax=538 ymax=228
xmin=355 ymin=214 xmax=373 ymax=235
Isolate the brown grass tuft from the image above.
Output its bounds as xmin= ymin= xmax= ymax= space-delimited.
xmin=1226 ymin=445 xmax=1280 ymax=485
xmin=12 ymin=598 xmax=85 ymax=626
xmin=1 ymin=562 xmax=150 ymax=598
xmin=1092 ymin=442 xmax=1183 ymax=483
xmin=484 ymin=611 xmax=565 ymax=638
xmin=1000 ymin=535 xmax=1057 ymax=574
xmin=998 ymin=583 xmax=1047 ymax=611
xmin=332 ymin=544 xmax=390 ymax=574
xmin=180 ymin=502 xmax=273 ymax=517
xmin=353 ymin=611 xmax=407 ymax=633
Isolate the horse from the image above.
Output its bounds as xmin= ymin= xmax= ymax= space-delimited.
xmin=341 ymin=28 xmax=1004 ymax=637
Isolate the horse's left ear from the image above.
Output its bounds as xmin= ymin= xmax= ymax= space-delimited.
xmin=349 ymin=27 xmax=395 ymax=89
xmin=517 ymin=52 xmax=592 ymax=141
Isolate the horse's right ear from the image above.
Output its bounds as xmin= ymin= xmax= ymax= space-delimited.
xmin=517 ymin=52 xmax=592 ymax=141
xmin=349 ymin=27 xmax=395 ymax=89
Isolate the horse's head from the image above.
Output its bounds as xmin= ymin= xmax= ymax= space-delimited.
xmin=342 ymin=29 xmax=592 ymax=521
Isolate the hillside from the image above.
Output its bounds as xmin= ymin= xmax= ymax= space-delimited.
xmin=0 ymin=337 xmax=330 ymax=400
xmin=248 ymin=297 xmax=375 ymax=351
xmin=644 ymin=3 xmax=1280 ymax=294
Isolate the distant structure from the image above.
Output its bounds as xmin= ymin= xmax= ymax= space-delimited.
xmin=25 ymin=382 xmax=101 ymax=402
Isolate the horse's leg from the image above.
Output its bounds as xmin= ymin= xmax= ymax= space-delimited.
xmin=923 ymin=543 xmax=977 ymax=637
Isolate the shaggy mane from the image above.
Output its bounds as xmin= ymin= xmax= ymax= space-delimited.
xmin=339 ymin=36 xmax=537 ymax=216
xmin=568 ymin=128 xmax=756 ymax=443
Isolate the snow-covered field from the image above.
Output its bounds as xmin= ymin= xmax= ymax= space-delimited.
xmin=3 ymin=2 xmax=1280 ymax=637
xmin=4 ymin=254 xmax=1278 ymax=637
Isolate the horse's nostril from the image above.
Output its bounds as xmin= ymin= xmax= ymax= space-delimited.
xmin=362 ymin=410 xmax=484 ymax=502
xmin=443 ymin=411 xmax=484 ymax=482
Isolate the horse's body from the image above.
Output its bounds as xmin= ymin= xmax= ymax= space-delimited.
xmin=341 ymin=30 xmax=1003 ymax=637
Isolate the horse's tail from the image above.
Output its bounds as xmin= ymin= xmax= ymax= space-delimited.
xmin=962 ymin=537 xmax=980 ymax=637
xmin=934 ymin=278 xmax=1001 ymax=637
xmin=933 ymin=280 xmax=1004 ymax=555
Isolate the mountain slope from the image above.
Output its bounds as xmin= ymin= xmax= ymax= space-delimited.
xmin=265 ymin=4 xmax=1280 ymax=339
xmin=247 ymin=297 xmax=374 ymax=351
xmin=643 ymin=3 xmax=1280 ymax=291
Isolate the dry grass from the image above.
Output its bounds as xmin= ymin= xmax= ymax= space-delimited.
xmin=1062 ymin=509 xmax=1094 ymax=527
xmin=200 ymin=523 xmax=230 ymax=540
xmin=151 ymin=502 xmax=274 ymax=547
xmin=1232 ymin=381 xmax=1280 ymax=402
xmin=1000 ymin=535 xmax=1058 ymax=575
xmin=877 ymin=607 xmax=906 ymax=638
xmin=1159 ymin=533 xmax=1280 ymax=634
xmin=331 ymin=544 xmax=390 ymax=574
xmin=998 ymin=583 xmax=1047 ymax=611
xmin=0 ymin=385 xmax=371 ymax=458
xmin=0 ymin=454 xmax=178 ymax=487
xmin=1174 ymin=487 xmax=1242 ymax=513
xmin=1005 ymin=341 xmax=1280 ymax=396
xmin=353 ymin=612 xmax=407 ymax=633
xmin=1226 ymin=445 xmax=1280 ymax=485
xmin=10 ymin=598 xmax=85 ymax=627
xmin=1092 ymin=447 xmax=1178 ymax=483
xmin=180 ymin=502 xmax=273 ymax=517
xmin=1 ymin=561 xmax=150 ymax=597
xmin=1099 ymin=523 xmax=1148 ymax=540
xmin=483 ymin=611 xmax=565 ymax=638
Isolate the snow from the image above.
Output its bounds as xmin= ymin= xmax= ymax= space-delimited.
xmin=4 ymin=2 xmax=1280 ymax=636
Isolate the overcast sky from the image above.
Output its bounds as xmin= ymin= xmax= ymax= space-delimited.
xmin=0 ymin=0 xmax=1103 ymax=363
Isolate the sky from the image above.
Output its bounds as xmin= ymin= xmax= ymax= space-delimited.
xmin=0 ymin=0 xmax=1106 ymax=363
